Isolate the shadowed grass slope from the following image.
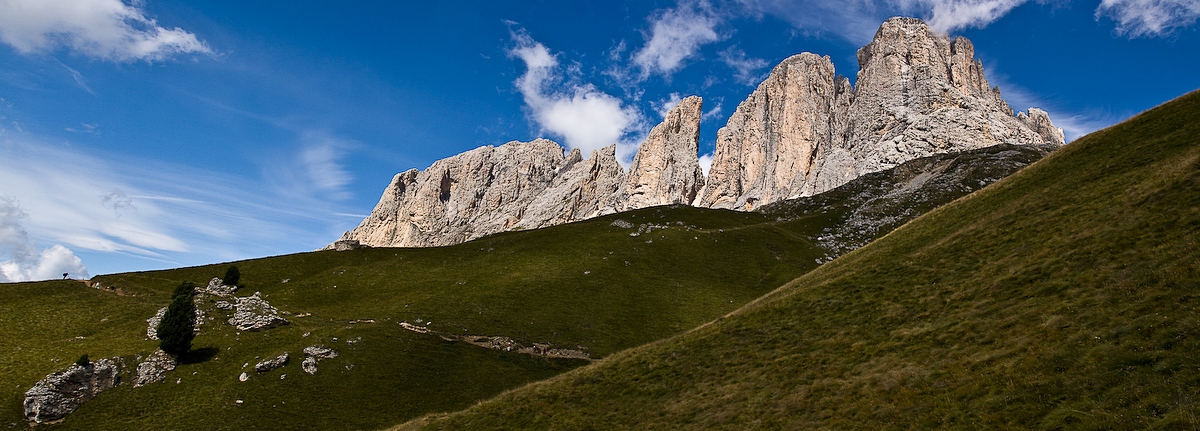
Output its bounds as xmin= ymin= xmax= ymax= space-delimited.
xmin=0 ymin=205 xmax=820 ymax=430
xmin=1 ymin=141 xmax=1050 ymax=430
xmin=403 ymin=91 xmax=1200 ymax=430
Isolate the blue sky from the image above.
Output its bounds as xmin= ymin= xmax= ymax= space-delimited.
xmin=0 ymin=0 xmax=1197 ymax=280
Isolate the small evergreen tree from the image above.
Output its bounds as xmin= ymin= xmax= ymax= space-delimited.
xmin=222 ymin=265 xmax=241 ymax=287
xmin=172 ymin=280 xmax=197 ymax=299
xmin=157 ymin=290 xmax=196 ymax=355
xmin=75 ymin=354 xmax=90 ymax=367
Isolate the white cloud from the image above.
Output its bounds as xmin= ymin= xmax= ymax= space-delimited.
xmin=0 ymin=133 xmax=365 ymax=275
xmin=0 ymin=197 xmax=88 ymax=282
xmin=698 ymin=153 xmax=714 ymax=176
xmin=906 ymin=0 xmax=1031 ymax=33
xmin=298 ymin=132 xmax=354 ymax=200
xmin=652 ymin=92 xmax=685 ymax=118
xmin=509 ymin=29 xmax=643 ymax=155
xmin=718 ymin=47 xmax=770 ymax=85
xmin=633 ymin=0 xmax=724 ymax=78
xmin=0 ymin=196 xmax=33 ymax=264
xmin=0 ymin=0 xmax=211 ymax=61
xmin=702 ymin=100 xmax=724 ymax=122
xmin=1096 ymin=0 xmax=1200 ymax=37
xmin=736 ymin=0 xmax=893 ymax=44
xmin=737 ymin=0 xmax=1032 ymax=43
xmin=988 ymin=71 xmax=1120 ymax=141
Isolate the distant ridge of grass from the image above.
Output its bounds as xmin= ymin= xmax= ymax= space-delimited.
xmin=403 ymin=90 xmax=1200 ymax=430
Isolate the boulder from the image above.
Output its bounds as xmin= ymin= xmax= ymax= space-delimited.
xmin=23 ymin=358 xmax=121 ymax=423
xmin=303 ymin=345 xmax=338 ymax=359
xmin=301 ymin=346 xmax=338 ymax=375
xmin=301 ymin=357 xmax=318 ymax=375
xmin=204 ymin=277 xmax=238 ymax=296
xmin=254 ymin=353 xmax=289 ymax=372
xmin=134 ymin=349 xmax=176 ymax=387
xmin=226 ymin=292 xmax=289 ymax=332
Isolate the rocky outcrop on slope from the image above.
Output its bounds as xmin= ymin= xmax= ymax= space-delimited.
xmin=134 ymin=349 xmax=176 ymax=387
xmin=220 ymin=292 xmax=289 ymax=332
xmin=203 ymin=277 xmax=238 ymax=296
xmin=255 ymin=353 xmax=289 ymax=372
xmin=24 ymin=358 xmax=121 ymax=423
xmin=337 ymin=17 xmax=1062 ymax=248
xmin=301 ymin=346 xmax=339 ymax=375
xmin=700 ymin=17 xmax=1064 ymax=210
xmin=336 ymin=98 xmax=704 ymax=248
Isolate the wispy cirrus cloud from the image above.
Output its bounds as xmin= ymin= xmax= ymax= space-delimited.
xmin=718 ymin=46 xmax=770 ymax=85
xmin=740 ymin=0 xmax=1200 ymax=41
xmin=0 ymin=130 xmax=365 ymax=275
xmin=0 ymin=0 xmax=211 ymax=61
xmin=986 ymin=71 xmax=1121 ymax=141
xmin=1096 ymin=0 xmax=1200 ymax=37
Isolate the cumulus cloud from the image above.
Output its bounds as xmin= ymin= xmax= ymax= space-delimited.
xmin=633 ymin=0 xmax=724 ymax=78
xmin=1096 ymin=0 xmax=1200 ymax=37
xmin=718 ymin=47 xmax=770 ymax=85
xmin=0 ymin=197 xmax=89 ymax=282
xmin=698 ymin=153 xmax=715 ymax=176
xmin=906 ymin=0 xmax=1031 ymax=33
xmin=0 ymin=0 xmax=211 ymax=61
xmin=509 ymin=29 xmax=643 ymax=155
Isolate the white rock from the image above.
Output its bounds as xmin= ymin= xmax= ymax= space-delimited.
xmin=23 ymin=358 xmax=121 ymax=423
xmin=254 ymin=353 xmax=289 ymax=372
xmin=134 ymin=349 xmax=177 ymax=387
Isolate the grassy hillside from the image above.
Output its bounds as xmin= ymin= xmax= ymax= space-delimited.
xmin=402 ymin=91 xmax=1200 ymax=430
xmin=1 ymin=205 xmax=815 ymax=430
xmin=1 ymin=140 xmax=1047 ymax=430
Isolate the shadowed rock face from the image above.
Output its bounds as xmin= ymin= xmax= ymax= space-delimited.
xmin=337 ymin=17 xmax=1063 ymax=248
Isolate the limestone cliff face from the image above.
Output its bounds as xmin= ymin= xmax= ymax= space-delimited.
xmin=698 ymin=53 xmax=850 ymax=210
xmin=341 ymin=139 xmax=571 ymax=247
xmin=339 ymin=98 xmax=704 ymax=248
xmin=625 ymin=96 xmax=706 ymax=208
xmin=700 ymin=17 xmax=1064 ymax=209
xmin=337 ymin=17 xmax=1064 ymax=248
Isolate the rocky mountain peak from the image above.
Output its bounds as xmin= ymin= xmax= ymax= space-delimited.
xmin=626 ymin=95 xmax=705 ymax=208
xmin=335 ymin=17 xmax=1065 ymax=248
xmin=702 ymin=16 xmax=1064 ymax=210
